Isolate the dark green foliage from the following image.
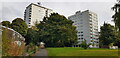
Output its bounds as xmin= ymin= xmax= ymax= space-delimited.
xmin=11 ymin=18 xmax=28 ymax=36
xmin=25 ymin=43 xmax=39 ymax=56
xmin=25 ymin=28 xmax=39 ymax=45
xmin=99 ymin=23 xmax=117 ymax=46
xmin=112 ymin=2 xmax=120 ymax=32
xmin=1 ymin=21 xmax=11 ymax=27
xmin=112 ymin=1 xmax=120 ymax=47
xmin=80 ymin=40 xmax=89 ymax=49
xmin=37 ymin=13 xmax=77 ymax=47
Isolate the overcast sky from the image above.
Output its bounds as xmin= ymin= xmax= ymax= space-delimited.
xmin=0 ymin=0 xmax=117 ymax=2
xmin=0 ymin=0 xmax=117 ymax=31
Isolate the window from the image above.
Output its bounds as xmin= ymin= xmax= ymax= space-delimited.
xmin=81 ymin=32 xmax=83 ymax=33
xmin=89 ymin=13 xmax=92 ymax=16
xmin=92 ymin=35 xmax=94 ymax=37
xmin=29 ymin=17 xmax=31 ymax=19
xmin=29 ymin=11 xmax=31 ymax=13
xmin=78 ymin=32 xmax=80 ymax=33
xmin=29 ymin=14 xmax=31 ymax=17
xmin=81 ymin=38 xmax=83 ymax=39
xmin=28 ymin=25 xmax=31 ymax=27
xmin=29 ymin=20 xmax=31 ymax=22
xmin=29 ymin=10 xmax=31 ymax=12
xmin=90 ymin=23 xmax=92 ymax=25
xmin=30 ymin=7 xmax=32 ymax=10
xmin=90 ymin=30 xmax=92 ymax=32
xmin=81 ymin=35 xmax=83 ymax=36
xmin=89 ymin=20 xmax=92 ymax=22
xmin=90 ymin=27 xmax=92 ymax=28
xmin=90 ymin=33 xmax=92 ymax=35
xmin=24 ymin=16 xmax=26 ymax=18
xmin=96 ymin=39 xmax=99 ymax=40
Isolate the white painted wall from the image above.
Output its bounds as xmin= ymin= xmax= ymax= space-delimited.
xmin=68 ymin=10 xmax=99 ymax=48
xmin=24 ymin=3 xmax=53 ymax=28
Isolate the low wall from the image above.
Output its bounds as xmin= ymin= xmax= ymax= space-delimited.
xmin=2 ymin=26 xmax=25 ymax=56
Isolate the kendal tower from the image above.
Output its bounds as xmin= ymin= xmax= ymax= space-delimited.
xmin=68 ymin=10 xmax=99 ymax=48
xmin=24 ymin=3 xmax=54 ymax=28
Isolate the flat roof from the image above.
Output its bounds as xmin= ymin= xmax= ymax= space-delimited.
xmin=26 ymin=3 xmax=53 ymax=11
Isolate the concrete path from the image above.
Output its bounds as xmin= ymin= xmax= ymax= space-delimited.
xmin=35 ymin=49 xmax=48 ymax=56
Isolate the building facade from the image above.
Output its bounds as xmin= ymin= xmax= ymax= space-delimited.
xmin=24 ymin=3 xmax=54 ymax=28
xmin=0 ymin=25 xmax=2 ymax=58
xmin=68 ymin=10 xmax=99 ymax=48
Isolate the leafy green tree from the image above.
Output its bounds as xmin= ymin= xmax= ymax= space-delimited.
xmin=99 ymin=23 xmax=116 ymax=46
xmin=25 ymin=28 xmax=39 ymax=45
xmin=37 ymin=13 xmax=77 ymax=47
xmin=11 ymin=18 xmax=28 ymax=37
xmin=80 ymin=40 xmax=89 ymax=49
xmin=1 ymin=21 xmax=11 ymax=27
xmin=112 ymin=1 xmax=120 ymax=32
xmin=112 ymin=0 xmax=120 ymax=47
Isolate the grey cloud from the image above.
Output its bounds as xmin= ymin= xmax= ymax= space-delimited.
xmin=2 ymin=2 xmax=30 ymax=22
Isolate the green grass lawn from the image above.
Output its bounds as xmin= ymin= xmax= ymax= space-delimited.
xmin=46 ymin=47 xmax=119 ymax=56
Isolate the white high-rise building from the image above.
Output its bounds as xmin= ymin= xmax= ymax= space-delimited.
xmin=68 ymin=10 xmax=99 ymax=48
xmin=24 ymin=3 xmax=54 ymax=28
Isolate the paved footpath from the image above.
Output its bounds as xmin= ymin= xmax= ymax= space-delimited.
xmin=35 ymin=49 xmax=49 ymax=58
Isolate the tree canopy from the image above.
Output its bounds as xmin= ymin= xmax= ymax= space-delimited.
xmin=11 ymin=18 xmax=28 ymax=36
xmin=36 ymin=13 xmax=77 ymax=47
xmin=112 ymin=0 xmax=120 ymax=47
xmin=1 ymin=21 xmax=11 ymax=27
xmin=112 ymin=1 xmax=120 ymax=32
xmin=99 ymin=23 xmax=117 ymax=46
xmin=25 ymin=28 xmax=39 ymax=45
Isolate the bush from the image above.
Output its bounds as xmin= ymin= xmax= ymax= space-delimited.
xmin=25 ymin=43 xmax=39 ymax=56
xmin=80 ymin=40 xmax=89 ymax=49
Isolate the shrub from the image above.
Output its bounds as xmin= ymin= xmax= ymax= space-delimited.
xmin=25 ymin=43 xmax=39 ymax=56
xmin=80 ymin=40 xmax=89 ymax=49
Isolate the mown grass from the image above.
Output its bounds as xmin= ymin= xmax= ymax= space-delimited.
xmin=46 ymin=47 xmax=119 ymax=56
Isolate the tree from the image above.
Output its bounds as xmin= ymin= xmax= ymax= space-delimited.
xmin=24 ymin=27 xmax=40 ymax=55
xmin=1 ymin=21 xmax=11 ymax=27
xmin=11 ymin=18 xmax=28 ymax=37
xmin=112 ymin=0 xmax=120 ymax=47
xmin=25 ymin=28 xmax=39 ymax=45
xmin=99 ymin=23 xmax=116 ymax=46
xmin=37 ymin=13 xmax=77 ymax=47
xmin=112 ymin=1 xmax=120 ymax=32
xmin=80 ymin=40 xmax=89 ymax=49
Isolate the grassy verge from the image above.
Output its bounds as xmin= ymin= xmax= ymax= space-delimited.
xmin=47 ymin=47 xmax=118 ymax=56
